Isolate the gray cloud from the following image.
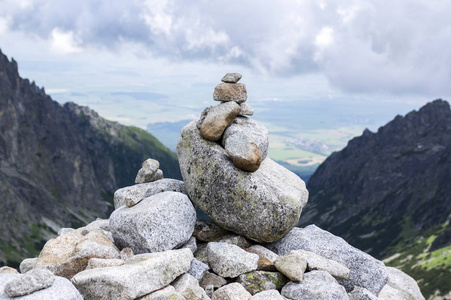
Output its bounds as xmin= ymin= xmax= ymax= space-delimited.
xmin=2 ymin=0 xmax=451 ymax=96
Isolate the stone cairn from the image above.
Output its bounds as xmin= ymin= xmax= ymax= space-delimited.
xmin=0 ymin=74 xmax=425 ymax=300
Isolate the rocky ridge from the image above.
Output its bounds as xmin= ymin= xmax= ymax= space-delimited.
xmin=0 ymin=73 xmax=425 ymax=299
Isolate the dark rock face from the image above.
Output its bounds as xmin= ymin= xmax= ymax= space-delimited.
xmin=0 ymin=49 xmax=181 ymax=266
xmin=299 ymin=99 xmax=451 ymax=258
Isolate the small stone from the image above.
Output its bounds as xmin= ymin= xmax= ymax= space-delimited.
xmin=193 ymin=220 xmax=230 ymax=242
xmin=213 ymin=83 xmax=247 ymax=103
xmin=212 ymin=282 xmax=251 ymax=300
xmin=4 ymin=268 xmax=55 ymax=297
xmin=58 ymin=228 xmax=75 ymax=236
xmin=281 ymin=270 xmax=348 ymax=300
xmin=188 ymin=258 xmax=210 ymax=281
xmin=237 ymin=270 xmax=288 ymax=295
xmin=207 ymin=242 xmax=259 ymax=278
xmin=250 ymin=290 xmax=284 ymax=300
xmin=204 ymin=284 xmax=214 ymax=298
xmin=110 ymin=191 xmax=196 ymax=254
xmin=173 ymin=273 xmax=210 ymax=300
xmin=85 ymin=258 xmax=125 ymax=269
xmin=137 ymin=285 xmax=186 ymax=300
xmin=179 ymin=236 xmax=197 ymax=253
xmin=274 ymin=254 xmax=307 ymax=282
xmin=348 ymin=286 xmax=378 ymax=300
xmin=200 ymin=272 xmax=227 ymax=290
xmin=221 ymin=73 xmax=242 ymax=83
xmin=245 ymin=245 xmax=278 ymax=271
xmin=135 ymin=158 xmax=160 ymax=184
xmin=239 ymin=103 xmax=254 ymax=116
xmin=216 ymin=235 xmax=252 ymax=249
xmin=290 ymin=249 xmax=350 ymax=279
xmin=120 ymin=247 xmax=135 ymax=261
xmin=0 ymin=274 xmax=82 ymax=299
xmin=19 ymin=258 xmax=38 ymax=274
xmin=114 ymin=178 xmax=186 ymax=209
xmin=71 ymin=249 xmax=193 ymax=300
xmin=225 ymin=132 xmax=262 ymax=172
xmin=194 ymin=243 xmax=209 ymax=265
xmin=199 ymin=102 xmax=241 ymax=141
xmin=85 ymin=218 xmax=111 ymax=232
xmin=0 ymin=266 xmax=19 ymax=274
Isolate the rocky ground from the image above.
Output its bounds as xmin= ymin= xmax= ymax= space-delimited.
xmin=0 ymin=74 xmax=425 ymax=300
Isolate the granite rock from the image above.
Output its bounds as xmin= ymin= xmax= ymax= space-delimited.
xmin=224 ymin=132 xmax=262 ymax=172
xmin=200 ymin=272 xmax=227 ymax=290
xmin=177 ymin=121 xmax=308 ymax=243
xmin=188 ymin=258 xmax=210 ymax=281
xmin=213 ymin=83 xmax=247 ymax=103
xmin=250 ymin=290 xmax=285 ymax=300
xmin=245 ymin=245 xmax=278 ymax=271
xmin=274 ymin=254 xmax=307 ymax=282
xmin=19 ymin=258 xmax=37 ymax=274
xmin=207 ymin=242 xmax=259 ymax=278
xmin=239 ymin=103 xmax=253 ymax=116
xmin=199 ymin=102 xmax=241 ymax=141
xmin=348 ymin=286 xmax=378 ymax=300
xmin=237 ymin=270 xmax=288 ymax=295
xmin=110 ymin=191 xmax=196 ymax=253
xmin=135 ymin=158 xmax=160 ymax=184
xmin=0 ymin=267 xmax=18 ymax=274
xmin=290 ymin=249 xmax=350 ymax=279
xmin=212 ymin=282 xmax=251 ymax=300
xmin=137 ymin=286 xmax=186 ymax=300
xmin=85 ymin=258 xmax=125 ymax=269
xmin=221 ymin=73 xmax=242 ymax=83
xmin=378 ymin=267 xmax=425 ymax=300
xmin=4 ymin=268 xmax=55 ymax=297
xmin=173 ymin=273 xmax=210 ymax=300
xmin=193 ymin=220 xmax=230 ymax=242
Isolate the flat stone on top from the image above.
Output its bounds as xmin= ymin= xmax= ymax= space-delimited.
xmin=221 ymin=73 xmax=242 ymax=83
xmin=213 ymin=83 xmax=247 ymax=103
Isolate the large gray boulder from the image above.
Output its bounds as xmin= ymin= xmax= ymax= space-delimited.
xmin=177 ymin=121 xmax=308 ymax=243
xmin=114 ymin=179 xmax=186 ymax=208
xmin=0 ymin=274 xmax=82 ymax=300
xmin=110 ymin=191 xmax=196 ymax=254
xmin=281 ymin=270 xmax=349 ymax=300
xmin=71 ymin=249 xmax=193 ymax=300
xmin=266 ymin=225 xmax=388 ymax=296
xmin=222 ymin=117 xmax=269 ymax=161
xmin=378 ymin=267 xmax=425 ymax=300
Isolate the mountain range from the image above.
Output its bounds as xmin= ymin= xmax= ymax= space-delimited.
xmin=299 ymin=99 xmax=451 ymax=298
xmin=0 ymin=49 xmax=181 ymax=267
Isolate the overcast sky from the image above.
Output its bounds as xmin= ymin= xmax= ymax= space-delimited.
xmin=1 ymin=0 xmax=451 ymax=129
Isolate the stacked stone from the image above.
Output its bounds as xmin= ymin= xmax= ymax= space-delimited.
xmin=198 ymin=73 xmax=264 ymax=172
xmin=135 ymin=158 xmax=164 ymax=183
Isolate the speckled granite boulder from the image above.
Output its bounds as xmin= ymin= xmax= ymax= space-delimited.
xmin=177 ymin=121 xmax=308 ymax=243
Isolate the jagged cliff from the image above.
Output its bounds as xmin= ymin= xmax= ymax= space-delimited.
xmin=299 ymin=99 xmax=451 ymax=298
xmin=0 ymin=49 xmax=181 ymax=267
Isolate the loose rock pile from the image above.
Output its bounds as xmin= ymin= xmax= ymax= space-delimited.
xmin=0 ymin=74 xmax=425 ymax=300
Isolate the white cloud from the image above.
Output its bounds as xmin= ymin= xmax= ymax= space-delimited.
xmin=50 ymin=28 xmax=82 ymax=55
xmin=0 ymin=18 xmax=9 ymax=35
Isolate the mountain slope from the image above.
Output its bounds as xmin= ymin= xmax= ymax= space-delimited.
xmin=0 ymin=49 xmax=181 ymax=267
xmin=299 ymin=99 xmax=451 ymax=298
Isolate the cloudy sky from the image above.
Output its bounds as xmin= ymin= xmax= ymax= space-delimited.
xmin=1 ymin=0 xmax=451 ymax=133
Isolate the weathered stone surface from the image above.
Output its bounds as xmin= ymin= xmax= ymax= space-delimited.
xmin=281 ymin=270 xmax=349 ymax=300
xmin=221 ymin=73 xmax=242 ymax=83
xmin=85 ymin=218 xmax=110 ymax=232
xmin=199 ymin=102 xmax=241 ymax=141
xmin=120 ymin=247 xmax=134 ymax=261
xmin=0 ymin=274 xmax=82 ymax=299
xmin=216 ymin=235 xmax=252 ymax=249
xmin=250 ymin=290 xmax=284 ymax=300
xmin=212 ymin=282 xmax=251 ymax=300
xmin=267 ymin=225 xmax=388 ymax=295
xmin=86 ymin=258 xmax=125 ymax=269
xmin=290 ymin=249 xmax=350 ymax=279
xmin=180 ymin=236 xmax=197 ymax=253
xmin=114 ymin=179 xmax=186 ymax=208
xmin=237 ymin=270 xmax=288 ymax=295
xmin=200 ymin=272 xmax=227 ymax=290
xmin=71 ymin=249 xmax=193 ymax=300
xmin=213 ymin=83 xmax=247 ymax=103
xmin=378 ymin=267 xmax=425 ymax=300
xmin=110 ymin=191 xmax=196 ymax=254
xmin=177 ymin=121 xmax=308 ymax=243
xmin=4 ymin=268 xmax=55 ymax=297
xmin=193 ymin=220 xmax=230 ymax=242
xmin=274 ymin=254 xmax=307 ymax=282
xmin=173 ymin=273 xmax=210 ymax=300
xmin=188 ymin=258 xmax=210 ymax=281
xmin=19 ymin=258 xmax=37 ymax=274
xmin=348 ymin=286 xmax=378 ymax=300
xmin=33 ymin=228 xmax=120 ymax=279
xmin=135 ymin=158 xmax=160 ymax=183
xmin=225 ymin=132 xmax=262 ymax=172
xmin=194 ymin=243 xmax=209 ymax=265
xmin=138 ymin=286 xmax=186 ymax=300
xmin=245 ymin=245 xmax=278 ymax=271
xmin=0 ymin=267 xmax=18 ymax=274
xmin=197 ymin=106 xmax=212 ymax=129
xmin=222 ymin=117 xmax=269 ymax=161
xmin=239 ymin=103 xmax=253 ymax=116
xmin=207 ymin=242 xmax=259 ymax=278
